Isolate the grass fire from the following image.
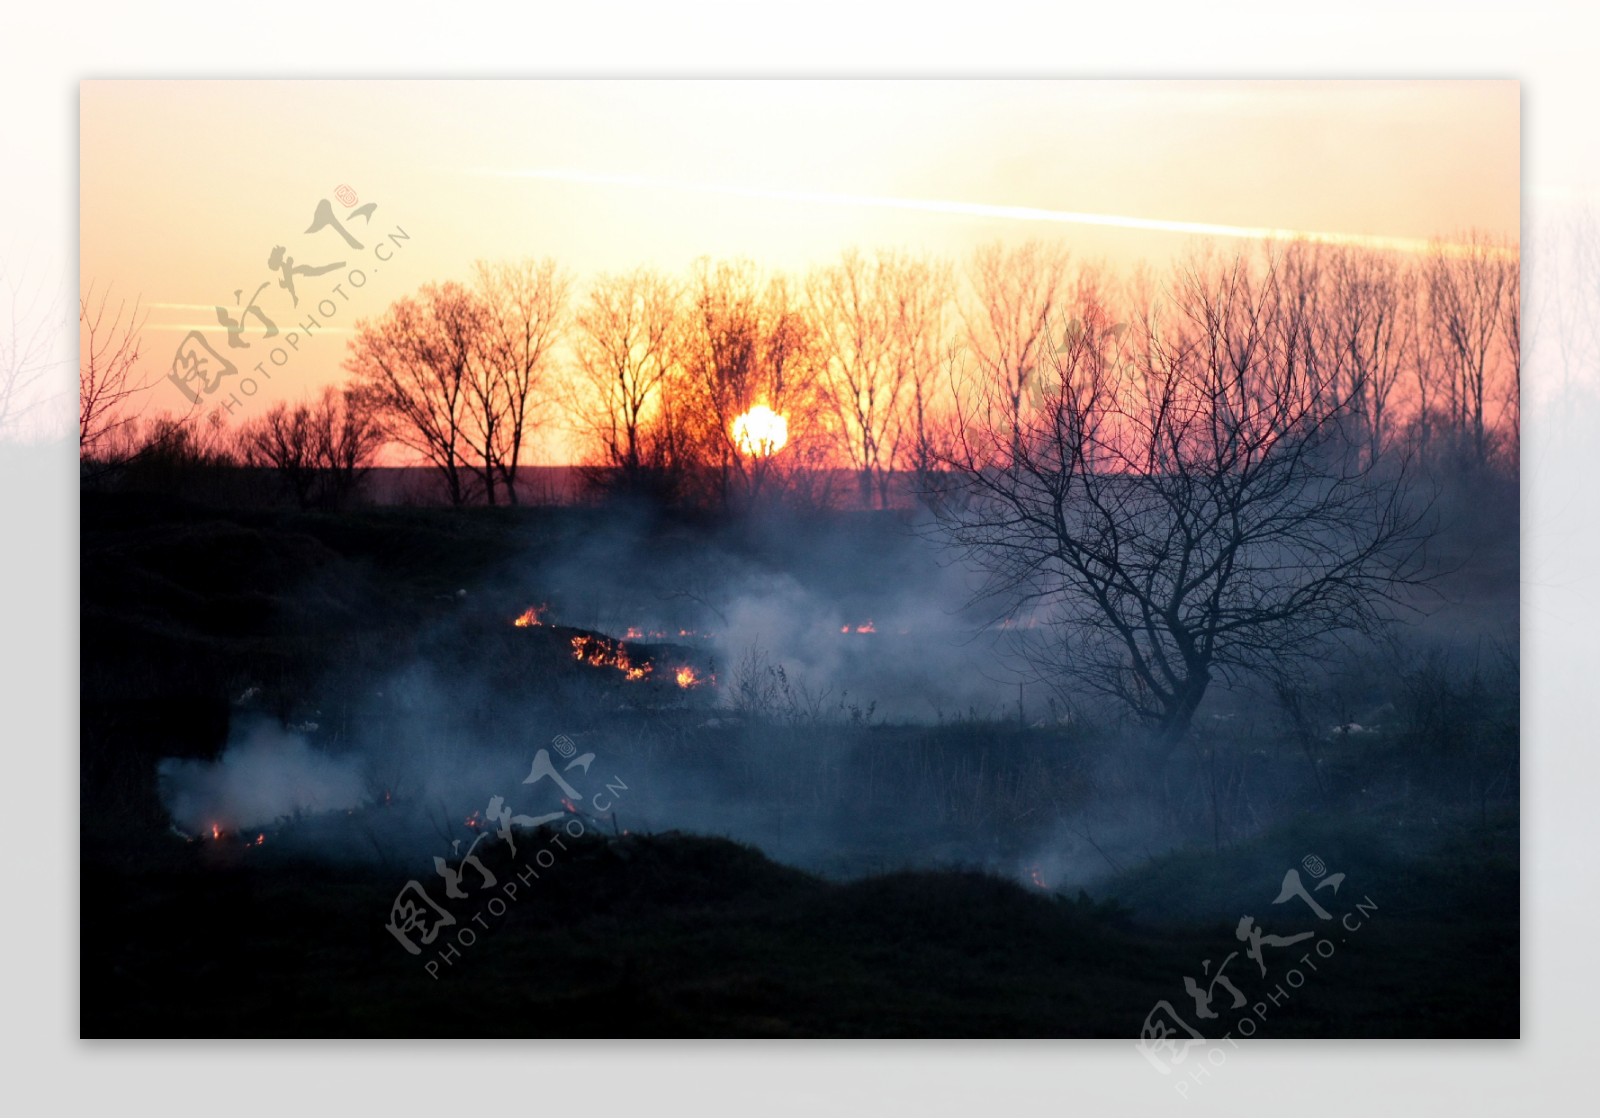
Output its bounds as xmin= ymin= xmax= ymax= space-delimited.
xmin=569 ymin=633 xmax=652 ymax=680
xmin=77 ymin=79 xmax=1520 ymax=1048
xmin=512 ymin=604 xmax=548 ymax=627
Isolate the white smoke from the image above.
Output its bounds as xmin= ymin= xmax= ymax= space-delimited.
xmin=157 ymin=721 xmax=366 ymax=834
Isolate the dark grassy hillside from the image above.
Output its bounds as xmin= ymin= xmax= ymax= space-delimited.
xmin=82 ymin=821 xmax=1516 ymax=1038
xmin=78 ymin=489 xmax=1519 ymax=1038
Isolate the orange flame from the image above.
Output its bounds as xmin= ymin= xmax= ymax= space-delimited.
xmin=255 ymin=833 xmax=265 ymax=846
xmin=1029 ymin=866 xmax=1047 ymax=890
xmin=571 ymin=634 xmax=654 ymax=680
xmin=675 ymin=665 xmax=701 ymax=689
xmin=513 ymin=605 xmax=548 ymax=628
xmin=211 ymin=823 xmax=220 ymax=840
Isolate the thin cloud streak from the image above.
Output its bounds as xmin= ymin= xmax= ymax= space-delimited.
xmin=477 ymin=167 xmax=1511 ymax=257
xmin=141 ymin=323 xmax=354 ymax=333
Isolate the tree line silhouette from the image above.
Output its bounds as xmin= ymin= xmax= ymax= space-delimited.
xmin=79 ymin=233 xmax=1518 ymax=513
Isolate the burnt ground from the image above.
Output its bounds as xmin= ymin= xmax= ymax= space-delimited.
xmin=82 ymin=817 xmax=1516 ymax=1038
xmin=79 ymin=488 xmax=1520 ymax=1038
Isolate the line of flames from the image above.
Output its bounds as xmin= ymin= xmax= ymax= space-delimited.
xmin=568 ymin=633 xmax=709 ymax=689
xmin=511 ymin=606 xmax=708 ymax=688
xmin=571 ymin=634 xmax=653 ymax=681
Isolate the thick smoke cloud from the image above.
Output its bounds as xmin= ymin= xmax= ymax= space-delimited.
xmin=518 ymin=506 xmax=1022 ymax=721
xmin=151 ymin=484 xmax=1516 ymax=899
xmin=153 ymin=507 xmax=1050 ymax=875
xmin=158 ymin=721 xmax=366 ymax=834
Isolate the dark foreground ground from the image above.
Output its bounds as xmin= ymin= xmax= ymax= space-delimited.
xmin=79 ymin=488 xmax=1519 ymax=1038
xmin=82 ymin=811 xmax=1516 ymax=1038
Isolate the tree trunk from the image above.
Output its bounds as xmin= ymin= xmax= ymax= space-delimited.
xmin=1154 ymin=670 xmax=1212 ymax=759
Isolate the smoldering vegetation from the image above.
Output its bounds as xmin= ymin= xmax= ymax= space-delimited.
xmin=76 ymin=461 xmax=1519 ymax=1038
xmin=156 ymin=722 xmax=367 ymax=837
xmin=82 ymin=237 xmax=1522 ymax=906
xmin=85 ymin=468 xmax=1517 ymax=898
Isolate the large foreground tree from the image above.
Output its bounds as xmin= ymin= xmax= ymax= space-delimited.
xmin=944 ymin=247 xmax=1438 ymax=757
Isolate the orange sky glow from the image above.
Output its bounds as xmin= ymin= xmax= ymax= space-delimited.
xmin=79 ymin=79 xmax=1519 ymax=463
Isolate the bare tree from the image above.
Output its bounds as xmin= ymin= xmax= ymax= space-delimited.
xmin=315 ymin=386 xmax=384 ymax=508
xmin=0 ymin=265 xmax=61 ymax=441
xmin=897 ymin=260 xmax=956 ymax=500
xmin=809 ymin=250 xmax=953 ymax=508
xmin=943 ymin=249 xmax=1435 ymax=760
xmin=962 ymin=240 xmax=1072 ymax=460
xmin=114 ymin=408 xmax=241 ymax=500
xmin=675 ymin=259 xmax=830 ymax=508
xmin=473 ymin=258 xmax=570 ymax=503
xmin=239 ymin=386 xmax=381 ymax=509
xmin=80 ymin=284 xmax=163 ymax=462
xmin=349 ymin=265 xmax=567 ymax=506
xmin=239 ymin=396 xmax=319 ymax=508
xmin=808 ymin=249 xmax=895 ymax=507
xmin=1498 ymin=250 xmax=1521 ymax=457
xmin=1262 ymin=242 xmax=1419 ymax=469
xmin=570 ymin=267 xmax=679 ymax=489
xmin=345 ymin=282 xmax=480 ymax=505
xmin=1322 ymin=244 xmax=1418 ymax=467
xmin=1420 ymin=232 xmax=1518 ymax=465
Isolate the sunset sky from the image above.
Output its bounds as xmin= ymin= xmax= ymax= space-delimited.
xmin=79 ymin=79 xmax=1519 ymax=461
